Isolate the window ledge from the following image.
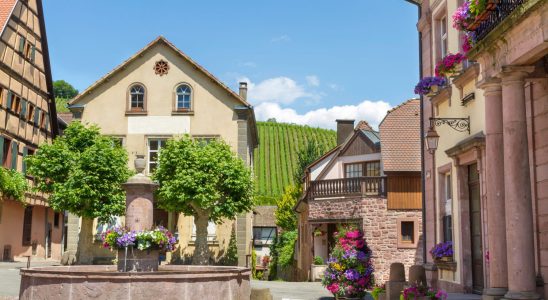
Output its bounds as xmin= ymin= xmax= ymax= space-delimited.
xmin=125 ymin=111 xmax=148 ymax=116
xmin=397 ymin=243 xmax=418 ymax=249
xmin=188 ymin=240 xmax=219 ymax=246
xmin=171 ymin=111 xmax=194 ymax=116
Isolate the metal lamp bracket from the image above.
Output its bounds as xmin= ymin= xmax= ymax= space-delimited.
xmin=429 ymin=117 xmax=470 ymax=134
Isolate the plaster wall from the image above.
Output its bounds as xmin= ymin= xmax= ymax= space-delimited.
xmin=0 ymin=200 xmax=63 ymax=261
xmin=310 ymin=152 xmax=336 ymax=181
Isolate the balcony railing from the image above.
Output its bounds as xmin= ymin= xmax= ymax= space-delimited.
xmin=308 ymin=176 xmax=387 ymax=199
xmin=474 ymin=0 xmax=526 ymax=42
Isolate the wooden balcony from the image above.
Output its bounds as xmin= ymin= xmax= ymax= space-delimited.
xmin=308 ymin=176 xmax=387 ymax=199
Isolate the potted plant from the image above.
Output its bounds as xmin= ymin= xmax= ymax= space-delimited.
xmin=401 ymin=285 xmax=448 ymax=300
xmin=311 ymin=255 xmax=327 ymax=282
xmin=321 ymin=225 xmax=374 ymax=299
xmin=102 ymin=226 xmax=177 ymax=271
xmin=313 ymin=227 xmax=326 ymax=237
xmin=452 ymin=1 xmax=473 ymax=32
xmin=430 ymin=241 xmax=454 ymax=263
xmin=414 ymin=77 xmax=447 ymax=96
xmin=435 ymin=53 xmax=466 ymax=77
xmin=371 ymin=284 xmax=386 ymax=300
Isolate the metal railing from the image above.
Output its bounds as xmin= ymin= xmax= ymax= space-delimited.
xmin=308 ymin=176 xmax=387 ymax=199
xmin=474 ymin=0 xmax=526 ymax=42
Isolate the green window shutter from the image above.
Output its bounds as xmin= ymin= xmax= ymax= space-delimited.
xmin=11 ymin=142 xmax=17 ymax=170
xmin=18 ymin=37 xmax=25 ymax=53
xmin=34 ymin=108 xmax=40 ymax=124
xmin=22 ymin=147 xmax=28 ymax=174
xmin=30 ymin=46 xmax=36 ymax=62
xmin=20 ymin=99 xmax=27 ymax=119
xmin=0 ymin=136 xmax=4 ymax=166
xmin=6 ymin=91 xmax=12 ymax=109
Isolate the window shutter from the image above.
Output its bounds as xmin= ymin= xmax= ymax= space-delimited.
xmin=18 ymin=37 xmax=25 ymax=53
xmin=11 ymin=142 xmax=17 ymax=170
xmin=0 ymin=136 xmax=4 ymax=166
xmin=34 ymin=108 xmax=40 ymax=124
xmin=6 ymin=91 xmax=12 ymax=109
xmin=22 ymin=147 xmax=28 ymax=174
xmin=20 ymin=99 xmax=27 ymax=119
xmin=30 ymin=46 xmax=36 ymax=62
xmin=45 ymin=113 xmax=49 ymax=131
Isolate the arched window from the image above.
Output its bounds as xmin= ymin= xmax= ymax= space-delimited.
xmin=176 ymin=84 xmax=192 ymax=111
xmin=129 ymin=84 xmax=145 ymax=111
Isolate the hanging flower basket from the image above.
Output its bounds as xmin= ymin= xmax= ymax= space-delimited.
xmin=436 ymin=256 xmax=454 ymax=263
xmin=435 ymin=53 xmax=466 ymax=78
xmin=414 ymin=77 xmax=447 ymax=96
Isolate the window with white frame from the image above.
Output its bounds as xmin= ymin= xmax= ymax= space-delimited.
xmin=176 ymin=84 xmax=192 ymax=110
xmin=129 ymin=84 xmax=145 ymax=111
xmin=440 ymin=15 xmax=448 ymax=58
xmin=443 ymin=173 xmax=453 ymax=242
xmin=148 ymin=138 xmax=167 ymax=174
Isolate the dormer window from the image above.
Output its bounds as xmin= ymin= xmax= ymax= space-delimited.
xmin=129 ymin=84 xmax=145 ymax=112
xmin=175 ymin=84 xmax=192 ymax=111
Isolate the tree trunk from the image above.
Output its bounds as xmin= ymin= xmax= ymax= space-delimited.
xmin=76 ymin=217 xmax=94 ymax=264
xmin=192 ymin=212 xmax=210 ymax=265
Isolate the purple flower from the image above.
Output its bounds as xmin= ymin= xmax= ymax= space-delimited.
xmin=414 ymin=77 xmax=447 ymax=95
xmin=344 ymin=269 xmax=360 ymax=281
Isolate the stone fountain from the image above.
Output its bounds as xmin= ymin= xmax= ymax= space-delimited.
xmin=19 ymin=157 xmax=251 ymax=300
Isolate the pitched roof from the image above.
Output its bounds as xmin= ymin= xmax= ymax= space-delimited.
xmin=70 ymin=36 xmax=251 ymax=107
xmin=356 ymin=120 xmax=373 ymax=131
xmin=379 ymin=99 xmax=421 ymax=172
xmin=0 ymin=0 xmax=16 ymax=36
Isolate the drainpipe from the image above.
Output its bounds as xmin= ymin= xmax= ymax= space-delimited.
xmin=404 ymin=0 xmax=427 ymax=264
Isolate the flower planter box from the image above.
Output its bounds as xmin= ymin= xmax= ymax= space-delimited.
xmin=335 ymin=296 xmax=362 ymax=300
xmin=311 ymin=264 xmax=327 ymax=282
xmin=117 ymin=248 xmax=159 ymax=272
xmin=486 ymin=0 xmax=499 ymax=11
xmin=435 ymin=256 xmax=454 ymax=263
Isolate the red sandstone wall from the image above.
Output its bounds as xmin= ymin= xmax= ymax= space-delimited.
xmin=528 ymin=78 xmax=548 ymax=299
xmin=0 ymin=200 xmax=63 ymax=261
xmin=309 ymin=197 xmax=424 ymax=283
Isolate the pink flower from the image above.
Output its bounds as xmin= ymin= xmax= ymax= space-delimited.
xmin=346 ymin=230 xmax=361 ymax=239
xmin=355 ymin=240 xmax=365 ymax=249
xmin=327 ymin=283 xmax=339 ymax=294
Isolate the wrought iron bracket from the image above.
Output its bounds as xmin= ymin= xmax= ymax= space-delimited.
xmin=430 ymin=117 xmax=470 ymax=134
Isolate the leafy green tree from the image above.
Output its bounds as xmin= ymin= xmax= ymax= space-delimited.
xmin=153 ymin=136 xmax=254 ymax=265
xmin=0 ymin=168 xmax=29 ymax=203
xmin=293 ymin=139 xmax=328 ymax=184
xmin=26 ymin=121 xmax=131 ymax=222
xmin=53 ymin=80 xmax=79 ymax=100
xmin=55 ymin=97 xmax=70 ymax=113
xmin=275 ymin=185 xmax=300 ymax=231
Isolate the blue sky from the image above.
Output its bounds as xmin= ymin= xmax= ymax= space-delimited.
xmin=44 ymin=1 xmax=419 ymax=129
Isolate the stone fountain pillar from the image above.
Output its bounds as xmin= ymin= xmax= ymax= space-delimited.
xmin=118 ymin=155 xmax=160 ymax=272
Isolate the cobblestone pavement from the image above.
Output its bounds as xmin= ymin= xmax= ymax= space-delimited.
xmin=0 ymin=260 xmax=60 ymax=298
xmin=251 ymin=280 xmax=482 ymax=300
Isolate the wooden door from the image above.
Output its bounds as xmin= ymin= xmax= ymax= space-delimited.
xmin=468 ymin=164 xmax=484 ymax=293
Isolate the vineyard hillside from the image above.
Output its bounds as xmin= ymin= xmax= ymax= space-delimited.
xmin=253 ymin=121 xmax=336 ymax=205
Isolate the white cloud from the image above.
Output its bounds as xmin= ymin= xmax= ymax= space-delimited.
xmin=306 ymin=75 xmax=320 ymax=87
xmin=328 ymin=83 xmax=340 ymax=90
xmin=271 ymin=35 xmax=291 ymax=43
xmin=238 ymin=76 xmax=320 ymax=105
xmin=254 ymin=100 xmax=392 ymax=130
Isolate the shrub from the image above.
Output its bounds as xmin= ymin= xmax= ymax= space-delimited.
xmin=313 ymin=256 xmax=324 ymax=265
xmin=0 ymin=168 xmax=29 ymax=203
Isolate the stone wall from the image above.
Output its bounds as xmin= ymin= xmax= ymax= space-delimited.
xmin=309 ymin=197 xmax=423 ymax=283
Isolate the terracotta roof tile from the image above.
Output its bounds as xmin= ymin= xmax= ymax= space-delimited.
xmin=0 ymin=0 xmax=17 ymax=35
xmin=355 ymin=120 xmax=373 ymax=131
xmin=379 ymin=99 xmax=421 ymax=172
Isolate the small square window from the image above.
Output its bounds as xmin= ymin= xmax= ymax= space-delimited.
xmin=397 ymin=218 xmax=418 ymax=249
xmin=401 ymin=222 xmax=414 ymax=243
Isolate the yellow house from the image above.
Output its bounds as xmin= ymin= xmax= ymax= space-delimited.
xmin=414 ymin=0 xmax=487 ymax=294
xmin=66 ymin=36 xmax=258 ymax=266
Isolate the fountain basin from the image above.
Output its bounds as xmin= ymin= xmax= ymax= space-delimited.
xmin=19 ymin=265 xmax=251 ymax=300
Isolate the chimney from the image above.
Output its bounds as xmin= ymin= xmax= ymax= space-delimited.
xmin=336 ymin=119 xmax=355 ymax=145
xmin=239 ymin=82 xmax=248 ymax=101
